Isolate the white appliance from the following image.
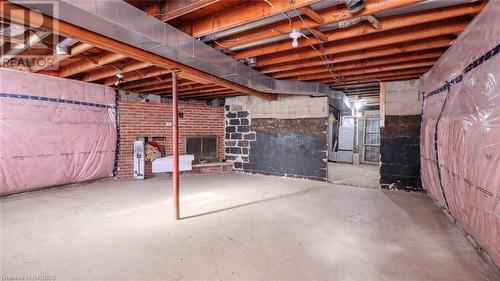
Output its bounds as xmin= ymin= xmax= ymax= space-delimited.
xmin=152 ymin=155 xmax=195 ymax=173
xmin=337 ymin=116 xmax=356 ymax=163
xmin=133 ymin=140 xmax=145 ymax=179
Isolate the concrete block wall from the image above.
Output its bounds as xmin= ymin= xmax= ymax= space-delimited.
xmin=118 ymin=100 xmax=225 ymax=178
xmin=225 ymin=95 xmax=329 ymax=181
xmin=380 ymin=80 xmax=423 ymax=191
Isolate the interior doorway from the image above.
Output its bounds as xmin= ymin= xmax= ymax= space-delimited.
xmin=327 ymin=109 xmax=381 ymax=188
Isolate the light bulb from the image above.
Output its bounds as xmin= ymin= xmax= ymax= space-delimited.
xmin=289 ymin=29 xmax=302 ymax=48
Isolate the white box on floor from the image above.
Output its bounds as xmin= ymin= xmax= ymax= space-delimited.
xmin=152 ymin=155 xmax=195 ymax=173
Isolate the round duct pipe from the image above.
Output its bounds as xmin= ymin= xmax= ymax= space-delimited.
xmin=345 ymin=0 xmax=366 ymax=13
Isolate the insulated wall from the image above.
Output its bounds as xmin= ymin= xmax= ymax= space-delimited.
xmin=419 ymin=1 xmax=500 ymax=268
xmin=0 ymin=68 xmax=116 ymax=195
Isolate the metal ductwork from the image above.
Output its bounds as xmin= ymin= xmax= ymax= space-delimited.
xmin=12 ymin=0 xmax=351 ymax=113
xmin=55 ymin=38 xmax=78 ymax=55
xmin=344 ymin=0 xmax=366 ymax=13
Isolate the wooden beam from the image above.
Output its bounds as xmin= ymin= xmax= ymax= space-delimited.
xmin=299 ymin=6 xmax=324 ymax=24
xmin=216 ymin=0 xmax=423 ymax=52
xmin=123 ymin=77 xmax=200 ymax=91
xmin=82 ymin=60 xmax=151 ymax=82
xmin=271 ymin=50 xmax=443 ymax=78
xmin=232 ymin=3 xmax=483 ymax=59
xmin=330 ymin=74 xmax=422 ymax=86
xmin=365 ymin=15 xmax=382 ymax=31
xmin=0 ymin=34 xmax=24 ymax=44
xmin=160 ymin=0 xmax=221 ymax=21
xmin=0 ymin=1 xmax=276 ymax=100
xmin=137 ymin=83 xmax=218 ymax=94
xmin=189 ymin=0 xmax=323 ymax=38
xmin=147 ymin=86 xmax=229 ymax=96
xmin=180 ymin=90 xmax=241 ymax=99
xmin=122 ymin=75 xmax=171 ymax=90
xmin=59 ymin=52 xmax=126 ymax=77
xmin=260 ymin=37 xmax=452 ymax=74
xmin=296 ymin=60 xmax=435 ymax=81
xmin=102 ymin=67 xmax=171 ymax=86
xmin=0 ymin=30 xmax=49 ymax=64
xmin=256 ymin=20 xmax=467 ymax=67
xmin=344 ymin=90 xmax=380 ymax=96
xmin=31 ymin=42 xmax=93 ymax=72
xmin=309 ymin=28 xmax=328 ymax=42
xmin=321 ymin=68 xmax=429 ymax=84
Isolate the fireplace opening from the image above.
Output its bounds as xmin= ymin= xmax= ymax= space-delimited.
xmin=186 ymin=136 xmax=218 ymax=164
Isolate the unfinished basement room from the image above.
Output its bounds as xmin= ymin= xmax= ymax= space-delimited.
xmin=1 ymin=0 xmax=499 ymax=280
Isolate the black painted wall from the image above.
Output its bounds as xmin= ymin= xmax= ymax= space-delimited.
xmin=380 ymin=115 xmax=422 ymax=191
xmin=246 ymin=118 xmax=327 ymax=181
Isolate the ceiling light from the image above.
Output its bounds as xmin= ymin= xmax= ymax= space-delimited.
xmin=345 ymin=0 xmax=366 ymax=13
xmin=115 ymin=71 xmax=125 ymax=80
xmin=246 ymin=57 xmax=257 ymax=66
xmin=354 ymin=101 xmax=364 ymax=110
xmin=289 ymin=29 xmax=302 ymax=48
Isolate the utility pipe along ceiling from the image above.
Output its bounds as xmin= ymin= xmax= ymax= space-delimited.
xmin=12 ymin=0 xmax=352 ymax=113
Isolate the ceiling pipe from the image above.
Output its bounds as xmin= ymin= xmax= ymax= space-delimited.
xmin=200 ymin=0 xmax=344 ymax=42
xmin=344 ymin=0 xmax=366 ymax=13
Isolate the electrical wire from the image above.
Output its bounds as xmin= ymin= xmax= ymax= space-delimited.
xmin=264 ymin=0 xmax=292 ymax=26
xmin=290 ymin=6 xmax=339 ymax=83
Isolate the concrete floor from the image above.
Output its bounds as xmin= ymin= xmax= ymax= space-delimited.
xmin=328 ymin=162 xmax=380 ymax=188
xmin=1 ymin=173 xmax=497 ymax=281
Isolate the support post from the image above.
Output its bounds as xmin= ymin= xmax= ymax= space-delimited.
xmin=172 ymin=70 xmax=180 ymax=220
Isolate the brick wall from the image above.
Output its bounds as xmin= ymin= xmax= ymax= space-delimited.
xmin=118 ymin=100 xmax=225 ymax=178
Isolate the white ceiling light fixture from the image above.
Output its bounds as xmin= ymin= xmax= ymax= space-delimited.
xmin=289 ymin=29 xmax=303 ymax=48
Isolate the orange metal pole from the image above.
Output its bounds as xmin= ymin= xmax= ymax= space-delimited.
xmin=172 ymin=70 xmax=180 ymax=220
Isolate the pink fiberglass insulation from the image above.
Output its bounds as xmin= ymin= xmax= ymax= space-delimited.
xmin=419 ymin=1 xmax=500 ymax=268
xmin=0 ymin=68 xmax=117 ymax=195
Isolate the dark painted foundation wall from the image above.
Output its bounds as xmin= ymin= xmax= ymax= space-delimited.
xmin=224 ymin=97 xmax=328 ymax=181
xmin=248 ymin=118 xmax=328 ymax=181
xmin=380 ymin=115 xmax=422 ymax=191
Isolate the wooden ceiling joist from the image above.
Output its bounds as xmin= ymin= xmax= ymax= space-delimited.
xmin=102 ymin=67 xmax=172 ymax=86
xmin=329 ymin=74 xmax=423 ymax=86
xmin=136 ymin=83 xmax=216 ymax=94
xmin=271 ymin=50 xmax=443 ymax=79
xmin=321 ymin=67 xmax=429 ymax=84
xmin=214 ymin=0 xmax=423 ymax=52
xmin=0 ymin=1 xmax=277 ymax=100
xmin=121 ymin=75 xmax=172 ymax=90
xmin=188 ymin=0 xmax=323 ymax=38
xmin=232 ymin=2 xmax=482 ymax=59
xmin=82 ymin=60 xmax=151 ymax=82
xmin=160 ymin=0 xmax=221 ymax=21
xmin=296 ymin=59 xmax=436 ymax=81
xmin=59 ymin=52 xmax=126 ymax=77
xmin=299 ymin=6 xmax=325 ymax=25
xmin=260 ymin=38 xmax=452 ymax=74
xmin=31 ymin=42 xmax=93 ymax=72
xmin=256 ymin=19 xmax=468 ymax=67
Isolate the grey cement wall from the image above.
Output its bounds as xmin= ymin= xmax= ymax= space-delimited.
xmin=380 ymin=80 xmax=423 ymax=191
xmin=224 ymin=95 xmax=329 ymax=181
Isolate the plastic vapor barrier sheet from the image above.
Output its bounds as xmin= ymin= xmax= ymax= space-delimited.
xmin=419 ymin=1 xmax=500 ymax=267
xmin=0 ymin=68 xmax=117 ymax=195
